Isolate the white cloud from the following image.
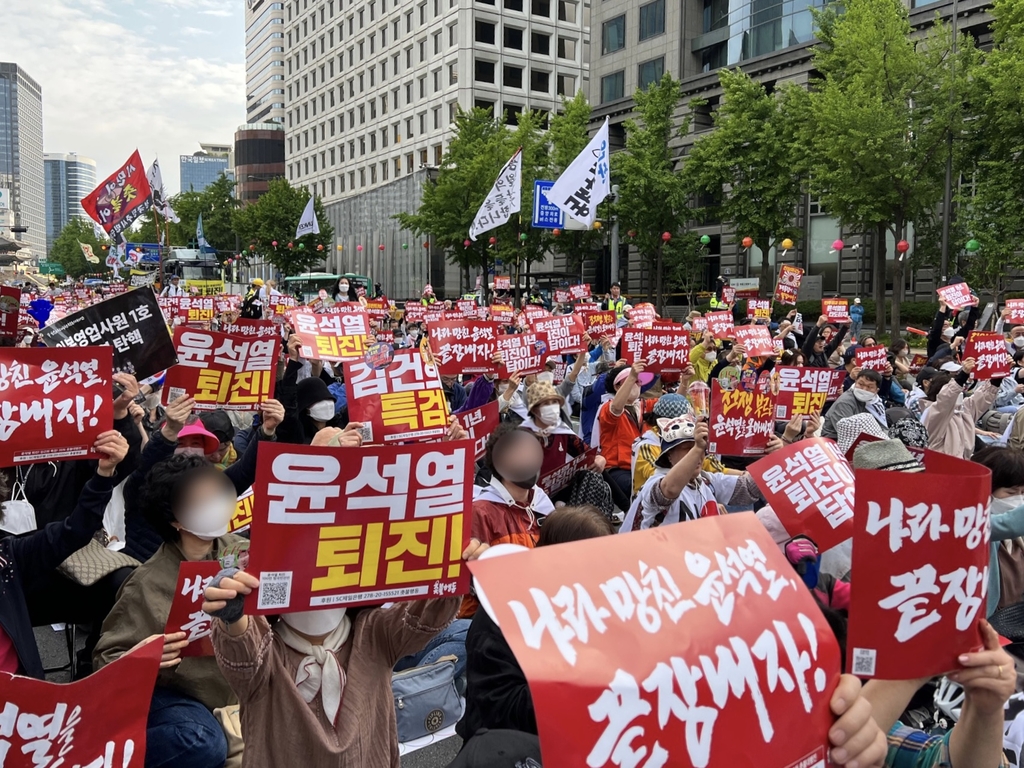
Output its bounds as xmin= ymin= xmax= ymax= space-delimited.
xmin=181 ymin=25 xmax=214 ymax=35
xmin=5 ymin=0 xmax=245 ymax=195
xmin=200 ymin=9 xmax=234 ymax=16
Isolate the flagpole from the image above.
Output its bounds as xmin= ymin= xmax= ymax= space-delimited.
xmin=153 ymin=202 xmax=165 ymax=289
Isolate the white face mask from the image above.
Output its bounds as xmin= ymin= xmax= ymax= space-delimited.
xmin=145 ymin=394 xmax=162 ymax=410
xmin=536 ymin=372 xmax=555 ymax=385
xmin=309 ymin=400 xmax=336 ymax=421
xmin=992 ymin=495 xmax=1024 ymax=515
xmin=174 ymin=446 xmax=206 ymax=457
xmin=281 ymin=608 xmax=347 ymax=636
xmin=1013 ymin=337 xmax=1024 ymax=348
xmin=704 ymin=351 xmax=717 ymax=362
xmin=537 ymin=403 xmax=562 ymax=426
xmin=852 ymin=387 xmax=876 ymax=403
xmin=338 ymin=283 xmax=349 ymax=293
xmin=176 ymin=495 xmax=235 ymax=541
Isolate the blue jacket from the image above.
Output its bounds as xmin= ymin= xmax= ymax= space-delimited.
xmin=849 ymin=304 xmax=864 ymax=323
xmin=580 ymin=373 xmax=609 ymax=446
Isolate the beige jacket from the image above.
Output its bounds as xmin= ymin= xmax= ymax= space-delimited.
xmin=922 ymin=378 xmax=998 ymax=460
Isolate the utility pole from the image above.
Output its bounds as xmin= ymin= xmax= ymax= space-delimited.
xmin=939 ymin=0 xmax=959 ymax=284
xmin=609 ymin=184 xmax=620 ymax=291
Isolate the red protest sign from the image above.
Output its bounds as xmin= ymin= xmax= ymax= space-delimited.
xmin=468 ymin=514 xmax=841 ymax=768
xmin=456 ymin=299 xmax=478 ymax=318
xmin=746 ymin=298 xmax=770 ymax=321
xmin=821 ymin=299 xmax=850 ymax=324
xmin=748 ymin=438 xmax=855 ymax=551
xmin=0 ymin=347 xmax=113 ymax=466
xmin=854 ymin=344 xmax=888 ymax=372
xmin=708 ymin=380 xmax=776 ymax=456
xmin=426 ymin=321 xmax=500 ymax=375
xmin=691 ymin=315 xmax=708 ymax=334
xmin=403 ymin=302 xmax=427 ymax=324
xmin=267 ymin=295 xmax=297 ymax=322
xmin=0 ymin=286 xmax=20 ymax=339
xmin=489 ymin=304 xmax=515 ymax=324
xmin=628 ymin=302 xmax=656 ymax=329
xmin=80 ymin=149 xmax=153 ymax=237
xmin=531 ymin=314 xmax=586 ymax=354
xmin=497 ymin=332 xmax=548 ymax=378
xmin=344 ymin=348 xmax=449 ymax=443
xmin=222 ymin=319 xmax=279 ymax=339
xmin=537 ymin=448 xmax=596 ymax=496
xmin=733 ymin=326 xmax=775 ymax=358
xmin=581 ymin=310 xmax=617 ymax=341
xmin=248 ymin=441 xmax=474 ymax=610
xmin=163 ymin=561 xmax=223 ymax=657
xmin=553 ymin=289 xmax=571 ymax=304
xmin=1006 ymin=299 xmax=1024 ymax=325
xmin=157 ymin=296 xmax=180 ymax=325
xmin=847 ymin=452 xmax=990 ymax=679
xmin=364 ymin=297 xmax=391 ymax=321
xmin=292 ymin=310 xmax=370 ymax=361
xmin=455 ymin=400 xmax=500 ymax=461
xmin=937 ymin=282 xmax=975 ymax=311
xmin=163 ymin=327 xmax=280 ymax=411
xmin=908 ymin=353 xmax=928 ymax=376
xmin=722 ymin=286 xmax=736 ymax=304
xmin=620 ymin=328 xmax=691 ymax=373
xmin=569 ymin=284 xmax=591 ymax=301
xmin=494 ymin=275 xmax=511 ymax=291
xmin=705 ymin=310 xmax=735 ymax=339
xmin=522 ymin=305 xmax=550 ymax=324
xmin=773 ymin=366 xmax=845 ymax=420
xmin=0 ymin=637 xmax=163 ymax=768
xmin=774 ymin=265 xmax=804 ymax=305
xmin=964 ymin=331 xmax=1011 ymax=380
xmin=178 ymin=295 xmax=215 ymax=325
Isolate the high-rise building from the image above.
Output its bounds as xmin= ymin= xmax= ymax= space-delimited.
xmin=179 ymin=143 xmax=234 ymax=193
xmin=0 ymin=63 xmax=44 ymax=261
xmin=235 ymin=123 xmax=286 ymax=204
xmin=246 ymin=0 xmax=287 ymax=126
xmin=43 ymin=152 xmax=97 ymax=255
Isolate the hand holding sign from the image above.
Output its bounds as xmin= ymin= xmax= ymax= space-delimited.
xmin=94 ymin=430 xmax=130 ymax=476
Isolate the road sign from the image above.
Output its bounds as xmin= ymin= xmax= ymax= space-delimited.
xmin=532 ymin=180 xmax=565 ymax=229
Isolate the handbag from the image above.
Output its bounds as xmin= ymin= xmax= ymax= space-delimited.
xmin=58 ymin=536 xmax=140 ymax=587
xmin=391 ymin=656 xmax=463 ymax=742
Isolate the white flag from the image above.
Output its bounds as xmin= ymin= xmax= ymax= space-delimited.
xmin=546 ymin=117 xmax=611 ymax=227
xmin=469 ymin=148 xmax=522 ymax=241
xmin=296 ymin=195 xmax=321 ymax=238
xmin=147 ymin=159 xmax=180 ymax=223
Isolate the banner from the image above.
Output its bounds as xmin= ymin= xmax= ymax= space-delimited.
xmin=733 ymin=326 xmax=776 ymax=358
xmin=455 ymin=401 xmax=500 ymax=461
xmin=363 ymin=297 xmax=391 ymax=321
xmin=521 ymin=304 xmax=550 ymax=324
xmin=0 ymin=285 xmax=20 ymax=339
xmin=708 ymin=380 xmax=776 ymax=456
xmin=78 ymin=240 xmax=99 ymax=264
xmin=345 ymin=348 xmax=449 ymax=443
xmin=292 ymin=310 xmax=370 ymax=362
xmin=223 ymin=319 xmax=279 ymax=339
xmin=854 ymin=344 xmax=888 ymax=372
xmin=545 ymin=117 xmax=610 ymax=227
xmin=493 ymin=276 xmax=511 ymax=291
xmin=0 ymin=637 xmax=163 ymax=768
xmin=178 ymin=295 xmax=215 ymax=325
xmin=706 ymin=310 xmax=735 ymax=339
xmin=936 ymin=282 xmax=974 ymax=311
xmin=747 ymin=298 xmax=770 ymax=321
xmin=147 ymin=157 xmax=180 ymax=223
xmin=470 ymin=148 xmax=522 ymax=241
xmin=0 ymin=347 xmax=113 ymax=465
xmin=248 ymin=441 xmax=474 ymax=610
xmin=537 ymin=448 xmax=597 ymax=496
xmin=268 ymin=295 xmax=297 ymax=322
xmin=964 ymin=331 xmax=1011 ymax=380
xmin=628 ymin=302 xmax=657 ymax=329
xmin=691 ymin=315 xmax=708 ymax=334
xmin=530 ymin=314 xmax=586 ymax=354
xmin=774 ymin=265 xmax=804 ymax=305
xmin=748 ymin=438 xmax=855 ymax=551
xmin=554 ymin=284 xmax=592 ymax=304
xmin=163 ymin=561 xmax=223 ymax=657
xmin=163 ymin=327 xmax=280 ymax=410
xmin=426 ymin=321 xmax=500 ymax=375
xmin=497 ymin=332 xmax=548 ymax=378
xmin=1006 ymin=299 xmax=1024 ymax=325
xmin=847 ymin=451 xmax=990 ymax=679
xmin=621 ymin=328 xmax=691 ymax=373
xmin=39 ymin=288 xmax=177 ymax=379
xmin=80 ymin=149 xmax=153 ymax=237
xmin=489 ymin=304 xmax=514 ymax=324
xmin=722 ymin=285 xmax=736 ymax=304
xmin=455 ymin=299 xmax=477 ymax=319
xmin=773 ymin=366 xmax=846 ymax=420
xmin=821 ymin=299 xmax=850 ymax=324
xmin=580 ymin=310 xmax=616 ymax=341
xmin=468 ymin=514 xmax=841 ymax=768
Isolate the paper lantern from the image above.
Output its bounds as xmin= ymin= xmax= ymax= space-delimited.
xmin=741 ymin=237 xmax=753 ymax=248
xmin=102 ymin=245 xmax=108 ymax=251
xmin=378 ymin=244 xmax=385 ymax=251
xmin=519 ymin=233 xmax=528 ymax=241
xmin=627 ymin=230 xmax=637 ymax=238
xmin=423 ymin=241 xmax=429 ymax=249
xmin=896 ymin=240 xmax=910 ymax=254
xmin=661 ymin=232 xmax=671 ymax=243
xmin=298 ymin=243 xmax=306 ymax=250
xmin=249 ymin=245 xmax=255 ymax=252
xmin=965 ymin=239 xmax=981 ymax=253
xmin=832 ymin=239 xmax=844 ymax=251
xmin=402 ymin=243 xmax=409 ymax=249
xmin=464 ymin=239 xmax=471 ymax=247
xmin=272 ymin=240 xmax=278 ymax=247
xmin=552 ymin=228 xmax=561 ymax=237
xmin=489 ymin=237 xmax=497 ymax=245
xmin=356 ymin=244 xmax=363 ymax=251
xmin=317 ymin=244 xmax=324 ymax=251
xmin=336 ymin=245 xmax=343 ymax=251
xmin=781 ymin=238 xmax=794 ymax=250
xmin=700 ymin=235 xmax=711 ymax=245
xmin=287 ymin=242 xmax=294 ymax=249
xmin=593 ymin=221 xmax=602 ymax=230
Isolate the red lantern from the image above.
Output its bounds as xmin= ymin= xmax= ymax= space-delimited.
xmin=463 ymin=239 xmax=471 ymax=247
xmin=627 ymin=230 xmax=637 ymax=238
xmin=896 ymin=239 xmax=910 ymax=254
xmin=552 ymin=229 xmax=561 ymax=237
xmin=378 ymin=244 xmax=385 ymax=251
xmin=249 ymin=245 xmax=255 ymax=252
xmin=489 ymin=237 xmax=497 ymax=245
xmin=287 ymin=242 xmax=294 ymax=248
xmin=271 ymin=240 xmax=278 ymax=247
xmin=831 ymin=239 xmax=845 ymax=251
xmin=422 ymin=241 xmax=430 ymax=249
xmin=317 ymin=244 xmax=324 ymax=251
xmin=741 ymin=236 xmax=754 ymax=248
xmin=661 ymin=232 xmax=671 ymax=243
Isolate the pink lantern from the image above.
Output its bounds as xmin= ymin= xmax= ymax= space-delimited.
xmin=661 ymin=232 xmax=671 ymax=243
xmin=464 ymin=239 xmax=471 ymax=247
xmin=489 ymin=237 xmax=497 ymax=245
xmin=356 ymin=244 xmax=363 ymax=251
xmin=378 ymin=244 xmax=385 ymax=251
xmin=896 ymin=239 xmax=910 ymax=254
xmin=832 ymin=239 xmax=845 ymax=251
xmin=271 ymin=240 xmax=278 ymax=247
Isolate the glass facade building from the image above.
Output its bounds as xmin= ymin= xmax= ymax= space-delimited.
xmin=179 ymin=154 xmax=232 ymax=193
xmin=0 ymin=63 xmax=44 ymax=260
xmin=44 ymin=153 xmax=97 ymax=255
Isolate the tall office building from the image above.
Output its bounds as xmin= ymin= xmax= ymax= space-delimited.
xmin=235 ymin=123 xmax=286 ymax=204
xmin=0 ymin=63 xmax=44 ymax=261
xmin=247 ymin=0 xmax=287 ymax=126
xmin=43 ymin=153 xmax=97 ymax=255
xmin=179 ymin=142 xmax=234 ymax=193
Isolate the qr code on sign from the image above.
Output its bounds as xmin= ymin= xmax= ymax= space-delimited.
xmin=852 ymin=648 xmax=876 ymax=677
xmin=775 ymin=405 xmax=788 ymax=419
xmin=257 ymin=571 xmax=293 ymax=611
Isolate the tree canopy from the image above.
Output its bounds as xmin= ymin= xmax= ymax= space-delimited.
xmin=50 ymin=219 xmax=110 ymax=279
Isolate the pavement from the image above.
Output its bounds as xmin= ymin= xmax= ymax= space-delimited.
xmin=35 ymin=625 xmax=462 ymax=767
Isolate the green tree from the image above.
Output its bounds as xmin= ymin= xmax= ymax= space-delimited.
xmin=614 ymin=72 xmax=689 ymax=312
xmin=682 ymin=68 xmax=804 ymax=298
xmin=664 ymin=232 xmax=707 ymax=308
xmin=799 ymin=0 xmax=975 ymax=336
xmin=233 ymin=178 xmax=335 ymax=275
xmin=50 ymin=219 xmax=110 ymax=279
xmin=129 ymin=174 xmax=239 ymax=253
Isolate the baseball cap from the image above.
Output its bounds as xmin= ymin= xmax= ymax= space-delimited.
xmin=200 ymin=410 xmax=236 ymax=444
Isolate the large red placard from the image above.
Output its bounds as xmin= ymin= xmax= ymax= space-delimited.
xmin=774 ymin=265 xmax=804 ymax=305
xmin=821 ymin=299 xmax=850 ymax=324
xmin=708 ymin=380 xmax=776 ymax=456
xmin=455 ymin=400 xmax=500 ymax=461
xmin=705 ymin=311 xmax=734 ymax=339
xmin=733 ymin=326 xmax=775 ymax=358
xmin=530 ymin=314 xmax=586 ymax=354
xmin=497 ymin=333 xmax=549 ymax=378
xmin=620 ymin=328 xmax=691 ymax=373
xmin=163 ymin=561 xmax=223 ymax=658
xmin=426 ymin=321 xmax=500 ymax=375
xmin=292 ymin=310 xmax=370 ymax=361
xmin=936 ymin=282 xmax=974 ymax=311
xmin=854 ymin=344 xmax=888 ymax=372
xmin=581 ymin=310 xmax=617 ymax=341
xmin=773 ymin=367 xmax=845 ymax=420
xmin=963 ymin=331 xmax=1010 ymax=380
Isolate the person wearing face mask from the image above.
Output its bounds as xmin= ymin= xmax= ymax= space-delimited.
xmin=598 ymin=361 xmax=655 ymax=512
xmin=331 ymin=277 xmax=357 ymax=303
xmin=822 ymin=369 xmax=892 ymax=440
xmin=519 ymin=381 xmax=607 ymax=483
xmin=927 ymin=296 xmax=979 ymax=360
xmin=802 ymin=314 xmax=849 ymax=369
xmin=993 ymin=364 xmax=1024 ymax=413
xmin=199 ymin=410 xmax=238 ymax=469
xmin=970 ymin=447 xmax=1024 ymax=615
xmin=690 ymin=334 xmax=721 ymax=382
xmin=922 ymin=358 xmax=1000 ymax=459
xmin=94 ymin=454 xmax=246 ymax=768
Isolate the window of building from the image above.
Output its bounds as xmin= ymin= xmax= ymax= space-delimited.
xmin=360 ymin=169 xmax=366 ymax=187
xmin=505 ymin=105 xmax=522 ymax=126
xmin=370 ymin=133 xmax=377 ymax=151
xmin=557 ymin=36 xmax=576 ymax=59
xmin=394 ymin=19 xmax=401 ymax=38
xmin=639 ymin=0 xmax=665 ymax=40
xmin=477 ymin=0 xmax=495 ymax=5
xmin=601 ymin=70 xmax=624 ymax=103
xmin=359 ymin=105 xmax=366 ymax=123
xmin=700 ymin=42 xmax=727 ymax=72
xmin=434 ymin=144 xmax=443 ymax=165
xmin=405 ymin=46 xmax=413 ymax=67
xmin=530 ymin=32 xmax=548 ymax=54
xmin=449 ymin=100 xmax=458 ymax=123
xmin=638 ymin=56 xmax=664 ymax=89
xmin=449 ymin=24 xmax=457 ymax=46
xmin=381 ymin=128 xmax=388 ymax=147
xmin=405 ymin=81 xmax=413 ymax=102
xmin=474 ymin=98 xmax=494 ymax=112
xmin=504 ymin=0 xmax=523 ymax=10
xmin=556 ymin=73 xmax=575 ymax=96
xmin=504 ymin=26 xmax=524 ymax=49
xmin=419 ymin=39 xmax=426 ymax=61
xmin=419 ymin=2 xmax=426 ymax=24
xmin=557 ymin=0 xmax=576 ymax=22
xmin=406 ymin=153 xmax=414 ymax=172
xmin=531 ymin=0 xmax=550 ymax=16
xmin=434 ymin=31 xmax=442 ymax=53
xmin=449 ymin=63 xmax=458 ymax=84
xmin=360 ymin=137 xmax=366 ymax=155
xmin=382 ymin=161 xmax=389 ymax=181
xmin=330 ymin=147 xmax=336 ymax=164
xmin=530 ymin=69 xmax=550 ymax=92
xmin=330 ymin=118 xmax=336 ymax=136
xmin=504 ymin=64 xmax=523 ymax=89
xmin=475 ymin=20 xmax=495 ymax=44
xmin=381 ymin=94 xmax=388 ymax=114
xmin=602 ymin=16 xmax=625 ymax=53
xmin=419 ymin=112 xmax=426 ymax=133
xmin=419 ymin=76 xmax=426 ymax=97
xmin=406 ymin=10 xmax=413 ymax=32
xmin=393 ymin=123 xmax=401 ymax=142
xmin=432 ymin=69 xmax=440 ymax=91
xmin=420 ymin=149 xmax=429 ymax=165
xmin=370 ymin=100 xmax=377 ymax=118
xmin=475 ymin=59 xmax=495 ymax=82
xmin=406 ymin=117 xmax=414 ymax=137
xmin=339 ymin=173 xmax=345 ymax=192
xmin=350 ymin=171 xmax=356 ymax=188
xmin=433 ymin=106 xmax=441 ymax=128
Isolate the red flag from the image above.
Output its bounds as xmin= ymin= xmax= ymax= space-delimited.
xmin=80 ymin=149 xmax=153 ymax=237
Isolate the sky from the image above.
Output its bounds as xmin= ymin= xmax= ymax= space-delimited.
xmin=6 ymin=0 xmax=246 ymax=196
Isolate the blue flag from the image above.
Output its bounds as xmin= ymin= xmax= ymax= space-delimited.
xmin=196 ymin=213 xmax=212 ymax=253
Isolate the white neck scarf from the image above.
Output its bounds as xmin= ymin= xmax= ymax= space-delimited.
xmin=276 ymin=616 xmax=352 ymax=725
